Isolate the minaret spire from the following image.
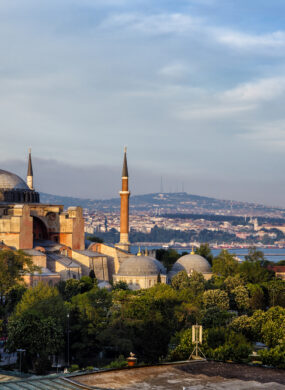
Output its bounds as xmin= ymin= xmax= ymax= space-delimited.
xmin=122 ymin=146 xmax=128 ymax=177
xmin=116 ymin=147 xmax=130 ymax=252
xmin=27 ymin=148 xmax=34 ymax=190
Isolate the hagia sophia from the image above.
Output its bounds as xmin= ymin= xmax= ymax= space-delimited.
xmin=0 ymin=149 xmax=212 ymax=289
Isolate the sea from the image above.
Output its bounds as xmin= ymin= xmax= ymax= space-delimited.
xmin=130 ymin=246 xmax=285 ymax=263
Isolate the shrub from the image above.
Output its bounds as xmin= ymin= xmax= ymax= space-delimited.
xmin=259 ymin=345 xmax=285 ymax=369
xmin=69 ymin=364 xmax=80 ymax=372
xmin=104 ymin=355 xmax=127 ymax=369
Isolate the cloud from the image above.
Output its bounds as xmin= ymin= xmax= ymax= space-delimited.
xmin=158 ymin=63 xmax=189 ymax=80
xmin=223 ymin=77 xmax=285 ymax=102
xmin=215 ymin=29 xmax=285 ymax=50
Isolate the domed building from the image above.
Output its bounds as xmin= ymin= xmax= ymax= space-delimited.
xmin=113 ymin=250 xmax=167 ymax=289
xmin=169 ymin=249 xmax=212 ymax=280
xmin=0 ymin=169 xmax=39 ymax=203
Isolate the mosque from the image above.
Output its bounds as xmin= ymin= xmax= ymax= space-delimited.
xmin=0 ymin=149 xmax=212 ymax=289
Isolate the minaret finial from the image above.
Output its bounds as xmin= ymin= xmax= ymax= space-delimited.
xmin=27 ymin=148 xmax=34 ymax=190
xmin=122 ymin=147 xmax=128 ymax=177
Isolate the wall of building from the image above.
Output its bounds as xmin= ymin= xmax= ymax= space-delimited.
xmin=113 ymin=274 xmax=167 ymax=289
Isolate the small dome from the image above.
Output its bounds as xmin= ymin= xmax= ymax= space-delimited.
xmin=117 ymin=255 xmax=166 ymax=276
xmin=0 ymin=169 xmax=29 ymax=190
xmin=171 ymin=253 xmax=211 ymax=275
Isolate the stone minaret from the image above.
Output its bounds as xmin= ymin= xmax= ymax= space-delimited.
xmin=27 ymin=148 xmax=34 ymax=190
xmin=117 ymin=147 xmax=130 ymax=252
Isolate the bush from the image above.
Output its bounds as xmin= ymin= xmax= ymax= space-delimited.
xmin=167 ymin=328 xmax=195 ymax=361
xmin=104 ymin=355 xmax=127 ymax=369
xmin=69 ymin=364 xmax=80 ymax=372
xmin=259 ymin=345 xmax=285 ymax=368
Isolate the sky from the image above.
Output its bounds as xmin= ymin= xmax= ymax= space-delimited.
xmin=1 ymin=0 xmax=285 ymax=206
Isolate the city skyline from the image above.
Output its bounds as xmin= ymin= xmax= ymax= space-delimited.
xmin=1 ymin=1 xmax=285 ymax=205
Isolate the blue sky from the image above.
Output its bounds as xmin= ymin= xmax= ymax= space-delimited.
xmin=1 ymin=0 xmax=285 ymax=206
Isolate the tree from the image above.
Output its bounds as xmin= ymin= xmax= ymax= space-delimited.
xmin=203 ymin=289 xmax=230 ymax=311
xmin=7 ymin=283 xmax=66 ymax=372
xmin=113 ymin=281 xmax=129 ymax=290
xmin=224 ymin=275 xmax=245 ymax=292
xmin=195 ymin=244 xmax=213 ymax=265
xmin=202 ymin=307 xmax=233 ymax=328
xmin=187 ymin=271 xmax=206 ymax=296
xmin=89 ymin=269 xmax=98 ymax=284
xmin=239 ymin=259 xmax=273 ymax=284
xmin=86 ymin=235 xmax=104 ymax=243
xmin=245 ymin=247 xmax=267 ymax=265
xmin=79 ymin=276 xmax=94 ymax=293
xmin=247 ymin=284 xmax=265 ymax=311
xmin=232 ymin=286 xmax=250 ymax=313
xmin=171 ymin=271 xmax=190 ymax=290
xmin=0 ymin=250 xmax=38 ymax=304
xmin=212 ymin=250 xmax=239 ymax=278
xmin=157 ymin=272 xmax=161 ymax=283
xmin=70 ymin=287 xmax=112 ymax=364
xmin=261 ymin=306 xmax=285 ymax=347
xmin=155 ymin=249 xmax=180 ymax=272
xmin=264 ymin=279 xmax=285 ymax=308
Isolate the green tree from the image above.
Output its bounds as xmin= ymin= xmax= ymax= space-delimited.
xmin=113 ymin=281 xmax=129 ymax=290
xmin=212 ymin=250 xmax=239 ymax=278
xmin=232 ymin=286 xmax=250 ymax=312
xmin=86 ymin=235 xmax=104 ymax=243
xmin=195 ymin=244 xmax=213 ymax=265
xmin=7 ymin=283 xmax=66 ymax=372
xmin=224 ymin=275 xmax=245 ymax=292
xmin=247 ymin=284 xmax=265 ymax=311
xmin=70 ymin=287 xmax=112 ymax=364
xmin=155 ymin=249 xmax=180 ymax=272
xmin=203 ymin=289 xmax=230 ymax=310
xmin=0 ymin=250 xmax=38 ymax=303
xmin=171 ymin=271 xmax=190 ymax=290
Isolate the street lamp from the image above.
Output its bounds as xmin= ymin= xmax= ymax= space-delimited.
xmin=16 ymin=349 xmax=26 ymax=374
xmin=67 ymin=313 xmax=70 ymax=367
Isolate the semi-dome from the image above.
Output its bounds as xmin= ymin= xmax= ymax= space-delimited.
xmin=171 ymin=253 xmax=211 ymax=275
xmin=0 ymin=170 xmax=29 ymax=190
xmin=117 ymin=255 xmax=166 ymax=276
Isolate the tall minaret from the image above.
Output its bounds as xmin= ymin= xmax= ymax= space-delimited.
xmin=117 ymin=147 xmax=130 ymax=252
xmin=27 ymin=148 xmax=34 ymax=190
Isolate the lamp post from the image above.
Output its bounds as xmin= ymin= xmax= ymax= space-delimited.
xmin=67 ymin=313 xmax=70 ymax=367
xmin=16 ymin=349 xmax=26 ymax=374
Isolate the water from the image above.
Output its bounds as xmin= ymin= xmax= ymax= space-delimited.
xmin=130 ymin=246 xmax=285 ymax=263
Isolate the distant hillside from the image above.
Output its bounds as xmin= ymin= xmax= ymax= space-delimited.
xmin=39 ymin=192 xmax=285 ymax=217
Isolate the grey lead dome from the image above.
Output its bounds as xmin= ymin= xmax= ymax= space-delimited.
xmin=171 ymin=253 xmax=211 ymax=274
xmin=0 ymin=169 xmax=29 ymax=190
xmin=117 ymin=255 xmax=166 ymax=276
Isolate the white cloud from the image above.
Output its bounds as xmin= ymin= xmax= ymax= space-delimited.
xmin=158 ymin=63 xmax=189 ymax=80
xmin=223 ymin=77 xmax=285 ymax=102
xmin=215 ymin=29 xmax=285 ymax=49
xmin=177 ymin=104 xmax=255 ymax=120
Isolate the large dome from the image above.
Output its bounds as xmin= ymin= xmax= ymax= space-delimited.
xmin=171 ymin=253 xmax=211 ymax=275
xmin=117 ymin=255 xmax=166 ymax=276
xmin=0 ymin=169 xmax=29 ymax=190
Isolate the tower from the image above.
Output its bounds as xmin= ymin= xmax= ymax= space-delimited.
xmin=117 ymin=147 xmax=130 ymax=252
xmin=27 ymin=148 xmax=34 ymax=190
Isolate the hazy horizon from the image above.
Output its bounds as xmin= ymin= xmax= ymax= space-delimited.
xmin=1 ymin=156 xmax=285 ymax=209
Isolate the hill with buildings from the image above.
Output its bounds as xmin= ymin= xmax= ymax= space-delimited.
xmin=40 ymin=192 xmax=285 ymax=217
